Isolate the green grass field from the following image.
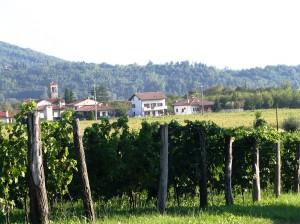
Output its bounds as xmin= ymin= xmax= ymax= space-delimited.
xmin=4 ymin=193 xmax=300 ymax=223
xmin=79 ymin=108 xmax=300 ymax=133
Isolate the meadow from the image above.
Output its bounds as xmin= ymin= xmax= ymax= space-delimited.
xmin=4 ymin=193 xmax=300 ymax=223
xmin=80 ymin=108 xmax=300 ymax=132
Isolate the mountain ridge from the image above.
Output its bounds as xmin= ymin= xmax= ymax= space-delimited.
xmin=0 ymin=41 xmax=300 ymax=102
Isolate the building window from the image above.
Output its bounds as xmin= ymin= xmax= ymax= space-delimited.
xmin=144 ymin=103 xmax=150 ymax=108
xmin=132 ymin=104 xmax=135 ymax=108
xmin=176 ymin=108 xmax=178 ymax=112
xmin=151 ymin=103 xmax=156 ymax=108
xmin=157 ymin=103 xmax=163 ymax=107
xmin=145 ymin=111 xmax=150 ymax=116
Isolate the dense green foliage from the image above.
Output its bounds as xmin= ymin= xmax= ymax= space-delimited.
xmin=0 ymin=103 xmax=76 ymax=220
xmin=1 ymin=102 xmax=300 ymax=222
xmin=202 ymin=84 xmax=300 ymax=110
xmin=2 ymin=41 xmax=300 ymax=102
xmin=76 ymin=116 xmax=294 ymax=209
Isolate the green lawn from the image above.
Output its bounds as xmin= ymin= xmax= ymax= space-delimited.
xmin=5 ymin=193 xmax=300 ymax=223
xmin=79 ymin=108 xmax=300 ymax=133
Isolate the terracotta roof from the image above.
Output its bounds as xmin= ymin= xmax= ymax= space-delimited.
xmin=0 ymin=111 xmax=8 ymax=118
xmin=52 ymin=105 xmax=66 ymax=110
xmin=173 ymin=97 xmax=214 ymax=107
xmin=129 ymin=92 xmax=166 ymax=101
xmin=76 ymin=105 xmax=113 ymax=112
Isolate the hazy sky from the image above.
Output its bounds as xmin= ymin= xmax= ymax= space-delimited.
xmin=1 ymin=0 xmax=300 ymax=69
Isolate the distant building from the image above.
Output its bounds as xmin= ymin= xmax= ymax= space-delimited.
xmin=128 ymin=92 xmax=168 ymax=117
xmin=0 ymin=111 xmax=13 ymax=123
xmin=173 ymin=97 xmax=214 ymax=115
xmin=37 ymin=98 xmax=65 ymax=121
xmin=68 ymin=98 xmax=114 ymax=119
xmin=33 ymin=82 xmax=65 ymax=120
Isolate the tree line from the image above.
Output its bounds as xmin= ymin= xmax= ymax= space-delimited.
xmin=2 ymin=41 xmax=300 ymax=103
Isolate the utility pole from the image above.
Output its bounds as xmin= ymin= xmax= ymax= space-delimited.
xmin=200 ymin=84 xmax=204 ymax=115
xmin=93 ymin=83 xmax=97 ymax=121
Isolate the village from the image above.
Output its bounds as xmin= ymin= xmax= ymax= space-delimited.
xmin=0 ymin=81 xmax=214 ymax=123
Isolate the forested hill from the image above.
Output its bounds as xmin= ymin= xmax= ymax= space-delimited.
xmin=1 ymin=41 xmax=300 ymax=101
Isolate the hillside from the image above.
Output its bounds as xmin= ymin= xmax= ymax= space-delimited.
xmin=1 ymin=41 xmax=300 ymax=102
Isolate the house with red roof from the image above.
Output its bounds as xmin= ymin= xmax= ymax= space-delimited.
xmin=67 ymin=98 xmax=114 ymax=119
xmin=0 ymin=111 xmax=13 ymax=123
xmin=173 ymin=97 xmax=214 ymax=115
xmin=128 ymin=92 xmax=168 ymax=117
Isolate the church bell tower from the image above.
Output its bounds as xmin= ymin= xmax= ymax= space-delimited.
xmin=49 ymin=81 xmax=58 ymax=99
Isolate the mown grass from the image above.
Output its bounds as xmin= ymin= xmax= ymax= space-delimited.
xmin=4 ymin=193 xmax=300 ymax=223
xmin=79 ymin=108 xmax=300 ymax=133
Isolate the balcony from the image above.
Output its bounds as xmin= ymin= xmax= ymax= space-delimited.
xmin=143 ymin=105 xmax=167 ymax=111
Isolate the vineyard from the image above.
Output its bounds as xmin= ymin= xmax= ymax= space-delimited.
xmin=1 ymin=104 xmax=300 ymax=223
xmin=80 ymin=108 xmax=300 ymax=131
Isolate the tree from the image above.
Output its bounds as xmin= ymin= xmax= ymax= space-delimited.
xmin=95 ymin=85 xmax=110 ymax=102
xmin=64 ymin=88 xmax=75 ymax=103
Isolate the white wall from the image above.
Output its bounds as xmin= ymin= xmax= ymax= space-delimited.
xmin=129 ymin=96 xmax=142 ymax=116
xmin=75 ymin=99 xmax=99 ymax=108
xmin=37 ymin=100 xmax=52 ymax=107
xmin=130 ymin=97 xmax=167 ymax=117
xmin=45 ymin=106 xmax=53 ymax=121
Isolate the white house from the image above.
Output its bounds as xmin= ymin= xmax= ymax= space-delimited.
xmin=128 ymin=92 xmax=168 ymax=117
xmin=0 ymin=111 xmax=13 ymax=123
xmin=173 ymin=97 xmax=214 ymax=115
xmin=37 ymin=98 xmax=65 ymax=121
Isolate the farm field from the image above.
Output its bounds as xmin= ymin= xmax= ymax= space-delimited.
xmin=3 ymin=193 xmax=300 ymax=223
xmin=79 ymin=108 xmax=300 ymax=132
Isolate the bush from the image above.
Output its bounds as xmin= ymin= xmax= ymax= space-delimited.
xmin=282 ymin=116 xmax=300 ymax=132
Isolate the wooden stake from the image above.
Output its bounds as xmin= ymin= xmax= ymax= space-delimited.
xmin=158 ymin=124 xmax=168 ymax=214
xmin=252 ymin=139 xmax=261 ymax=202
xmin=72 ymin=118 xmax=95 ymax=221
xmin=294 ymin=142 xmax=300 ymax=193
xmin=198 ymin=129 xmax=208 ymax=208
xmin=27 ymin=112 xmax=49 ymax=224
xmin=274 ymin=141 xmax=281 ymax=197
xmin=224 ymin=136 xmax=234 ymax=205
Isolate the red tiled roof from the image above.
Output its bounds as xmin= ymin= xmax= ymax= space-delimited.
xmin=52 ymin=105 xmax=66 ymax=110
xmin=0 ymin=111 xmax=7 ymax=118
xmin=0 ymin=111 xmax=10 ymax=118
xmin=129 ymin=92 xmax=166 ymax=101
xmin=76 ymin=105 xmax=113 ymax=112
xmin=173 ymin=97 xmax=214 ymax=107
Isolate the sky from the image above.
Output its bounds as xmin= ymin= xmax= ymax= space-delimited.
xmin=1 ymin=0 xmax=300 ymax=69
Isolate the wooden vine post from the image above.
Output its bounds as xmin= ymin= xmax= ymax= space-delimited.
xmin=198 ymin=129 xmax=208 ymax=208
xmin=274 ymin=141 xmax=281 ymax=197
xmin=224 ymin=136 xmax=234 ymax=205
xmin=252 ymin=139 xmax=261 ymax=202
xmin=158 ymin=124 xmax=168 ymax=214
xmin=27 ymin=112 xmax=49 ymax=224
xmin=72 ymin=118 xmax=95 ymax=221
xmin=294 ymin=142 xmax=300 ymax=193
